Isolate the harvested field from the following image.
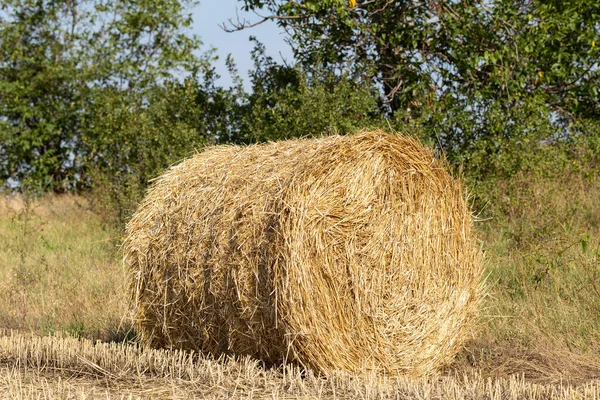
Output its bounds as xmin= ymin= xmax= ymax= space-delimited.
xmin=1 ymin=331 xmax=599 ymax=399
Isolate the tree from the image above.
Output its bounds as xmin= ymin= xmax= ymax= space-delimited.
xmin=230 ymin=1 xmax=599 ymax=116
xmin=241 ymin=39 xmax=380 ymax=142
xmin=226 ymin=0 xmax=457 ymax=115
xmin=0 ymin=0 xmax=202 ymax=191
xmin=229 ymin=0 xmax=600 ymax=175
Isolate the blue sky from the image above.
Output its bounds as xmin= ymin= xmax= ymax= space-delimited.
xmin=192 ymin=0 xmax=294 ymax=87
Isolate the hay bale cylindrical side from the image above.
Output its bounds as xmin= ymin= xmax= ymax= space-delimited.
xmin=124 ymin=130 xmax=483 ymax=376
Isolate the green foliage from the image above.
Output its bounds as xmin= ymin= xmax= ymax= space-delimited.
xmin=236 ymin=0 xmax=454 ymax=113
xmin=83 ymin=87 xmax=202 ymax=225
xmin=235 ymin=0 xmax=600 ymax=180
xmin=425 ymin=0 xmax=600 ymax=171
xmin=0 ymin=0 xmax=202 ymax=192
xmin=84 ymin=68 xmax=247 ymax=225
xmin=242 ymin=40 xmax=380 ymax=142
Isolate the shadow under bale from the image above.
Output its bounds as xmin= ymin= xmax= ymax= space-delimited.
xmin=124 ymin=130 xmax=484 ymax=376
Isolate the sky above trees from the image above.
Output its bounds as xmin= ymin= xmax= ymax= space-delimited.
xmin=192 ymin=0 xmax=294 ymax=87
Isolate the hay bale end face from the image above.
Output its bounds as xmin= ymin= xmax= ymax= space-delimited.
xmin=124 ymin=130 xmax=484 ymax=376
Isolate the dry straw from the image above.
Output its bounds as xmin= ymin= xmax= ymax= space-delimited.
xmin=124 ymin=130 xmax=484 ymax=376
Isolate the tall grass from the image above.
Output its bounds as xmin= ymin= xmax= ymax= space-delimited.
xmin=0 ymin=195 xmax=129 ymax=340
xmin=460 ymin=172 xmax=600 ymax=381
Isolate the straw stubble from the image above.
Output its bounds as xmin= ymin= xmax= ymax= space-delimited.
xmin=124 ymin=130 xmax=484 ymax=376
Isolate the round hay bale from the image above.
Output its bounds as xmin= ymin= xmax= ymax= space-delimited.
xmin=124 ymin=130 xmax=484 ymax=376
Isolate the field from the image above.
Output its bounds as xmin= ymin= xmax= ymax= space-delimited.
xmin=1 ymin=172 xmax=600 ymax=399
xmin=2 ymin=331 xmax=600 ymax=399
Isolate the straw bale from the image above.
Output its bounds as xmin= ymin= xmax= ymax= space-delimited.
xmin=124 ymin=130 xmax=484 ymax=376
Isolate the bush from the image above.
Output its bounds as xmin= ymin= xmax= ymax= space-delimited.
xmin=84 ymin=84 xmax=207 ymax=226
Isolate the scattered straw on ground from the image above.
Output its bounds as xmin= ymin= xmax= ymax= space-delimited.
xmin=1 ymin=332 xmax=599 ymax=399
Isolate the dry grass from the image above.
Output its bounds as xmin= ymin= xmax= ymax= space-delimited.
xmin=0 ymin=194 xmax=129 ymax=340
xmin=455 ymin=172 xmax=600 ymax=383
xmin=124 ymin=130 xmax=484 ymax=376
xmin=1 ymin=331 xmax=599 ymax=399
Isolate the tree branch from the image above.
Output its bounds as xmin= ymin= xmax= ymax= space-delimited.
xmin=220 ymin=7 xmax=308 ymax=33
